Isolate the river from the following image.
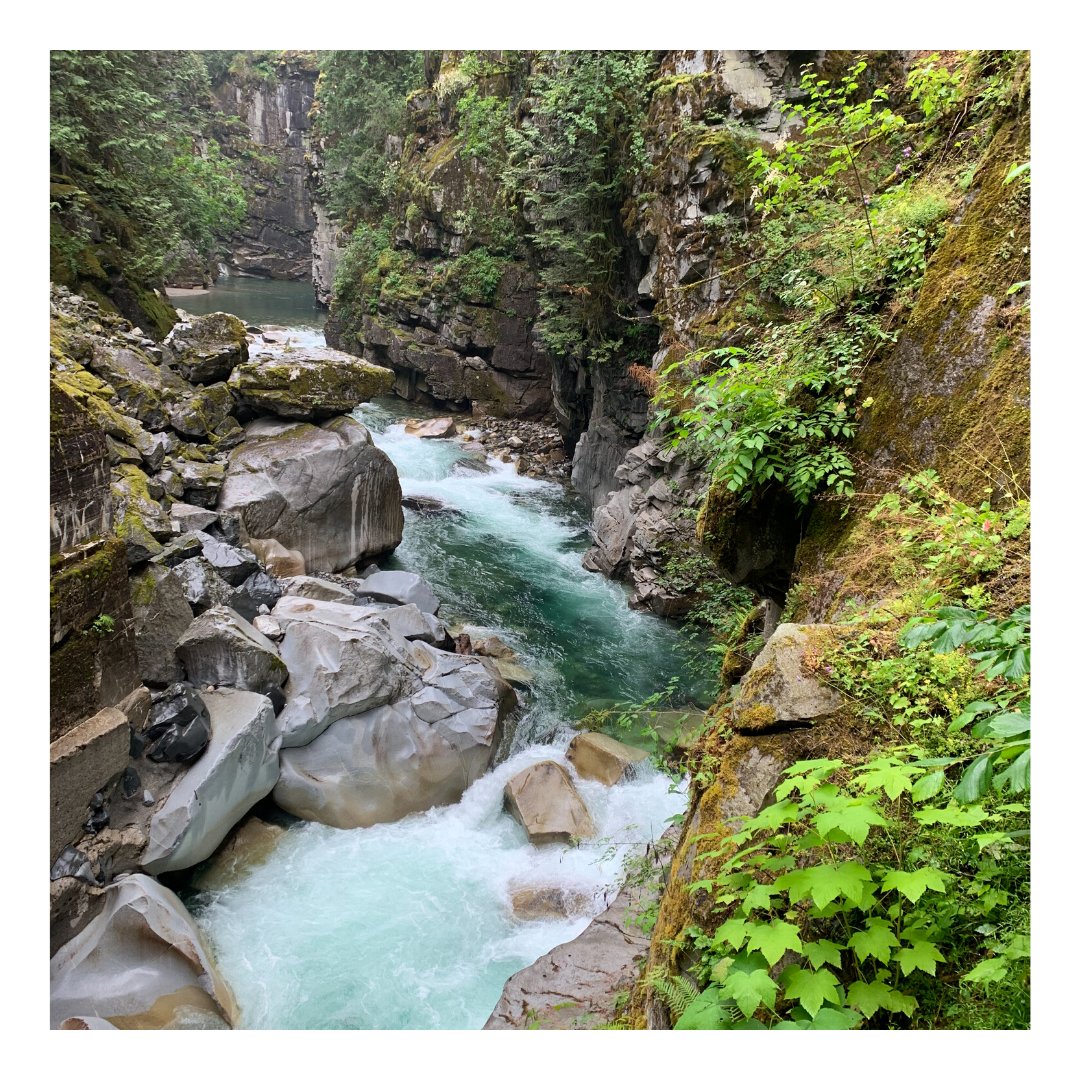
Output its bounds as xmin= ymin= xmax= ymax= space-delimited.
xmin=176 ymin=278 xmax=699 ymax=1029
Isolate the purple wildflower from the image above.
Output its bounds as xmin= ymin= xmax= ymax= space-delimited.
xmin=902 ymin=146 xmax=913 ymax=158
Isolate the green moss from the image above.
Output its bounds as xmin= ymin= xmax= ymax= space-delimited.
xmin=736 ymin=702 xmax=778 ymax=731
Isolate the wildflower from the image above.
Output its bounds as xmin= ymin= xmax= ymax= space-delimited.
xmin=982 ymin=520 xmax=993 ymax=533
xmin=902 ymin=146 xmax=913 ymax=158
xmin=863 ymin=195 xmax=872 ymax=206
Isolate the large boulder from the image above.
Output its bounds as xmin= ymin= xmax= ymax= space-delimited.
xmin=730 ymin=623 xmax=846 ymax=733
xmin=129 ymin=563 xmax=194 ymax=685
xmin=567 ymin=732 xmax=649 ymax=786
xmin=167 ymin=381 xmax=236 ymax=440
xmin=273 ymin=602 xmax=421 ymax=748
xmin=166 ymin=312 xmax=248 ymax=384
xmin=228 ymin=348 xmax=393 ymax=419
xmin=282 ymin=575 xmax=357 ymax=604
xmin=111 ymin=464 xmax=171 ymax=565
xmin=218 ymin=416 xmax=403 ymax=573
xmin=85 ymin=343 xmax=188 ymax=432
xmin=193 ymin=530 xmax=259 ymax=585
xmin=175 ymin=606 xmax=288 ymax=696
xmin=274 ymin=641 xmax=515 ymax=828
xmin=50 ymin=874 xmax=236 ymax=1029
xmin=142 ymin=688 xmax=281 ymax=874
xmin=503 ymin=760 xmax=596 ymax=845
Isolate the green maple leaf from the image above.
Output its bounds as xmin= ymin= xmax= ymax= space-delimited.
xmin=713 ymin=917 xmax=750 ymax=950
xmin=847 ymin=918 xmax=899 ymax=963
xmin=963 ymin=956 xmax=1009 ymax=984
xmin=846 ymin=976 xmax=915 ymax=1020
xmin=776 ymin=861 xmax=872 ymax=909
xmin=780 ymin=965 xmax=841 ymax=1017
xmin=880 ymin=867 xmax=950 ymax=903
xmin=897 ymin=940 xmax=946 ymax=976
xmin=846 ymin=979 xmax=893 ymax=1018
xmin=802 ymin=939 xmax=844 ymax=969
xmin=740 ymin=882 xmax=780 ymax=914
xmin=857 ymin=761 xmax=915 ymax=799
xmin=915 ymin=803 xmax=989 ymax=827
xmin=722 ymin=967 xmax=779 ymax=1018
xmin=746 ymin=919 xmax=803 ymax=965
xmin=813 ymin=802 xmax=886 ymax=845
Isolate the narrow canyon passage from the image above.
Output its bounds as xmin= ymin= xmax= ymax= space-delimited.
xmin=176 ymin=280 xmax=695 ymax=1028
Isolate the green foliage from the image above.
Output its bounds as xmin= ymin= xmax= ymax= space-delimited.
xmin=88 ymin=614 xmax=115 ymax=636
xmin=314 ymin=51 xmax=425 ymax=217
xmin=502 ymin=50 xmax=656 ymax=366
xmin=902 ymin=606 xmax=1030 ymax=801
xmin=50 ymin=50 xmax=247 ymax=284
xmin=654 ymin=312 xmax=892 ymax=505
xmin=432 ymin=247 xmax=506 ymax=304
xmin=678 ymin=753 xmax=1029 ymax=1029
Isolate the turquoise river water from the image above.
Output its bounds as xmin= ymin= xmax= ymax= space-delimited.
xmin=179 ymin=278 xmax=698 ymax=1029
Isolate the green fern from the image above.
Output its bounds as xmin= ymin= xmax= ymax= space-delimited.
xmin=645 ymin=970 xmax=700 ymax=1022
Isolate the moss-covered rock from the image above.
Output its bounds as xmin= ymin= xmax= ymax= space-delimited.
xmin=228 ymin=350 xmax=394 ymax=419
xmin=167 ymin=312 xmax=248 ymax=384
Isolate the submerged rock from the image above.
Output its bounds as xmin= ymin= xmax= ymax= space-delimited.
xmin=503 ymin=760 xmax=596 ymax=845
xmin=509 ymin=885 xmax=593 ymax=921
xmin=50 ymin=874 xmax=236 ymax=1029
xmin=219 ymin=416 xmax=403 ymax=573
xmin=142 ymin=688 xmax=281 ymax=874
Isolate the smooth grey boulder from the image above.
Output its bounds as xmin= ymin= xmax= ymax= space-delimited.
xmin=218 ymin=415 xmax=403 ymax=572
xmin=504 ymin=760 xmax=596 ymax=845
xmin=283 ymin=575 xmax=357 ymax=604
xmin=356 ymin=570 xmax=440 ymax=614
xmin=176 ymin=606 xmax=288 ymax=695
xmin=129 ymin=564 xmax=194 ymax=686
xmin=274 ymin=607 xmax=419 ymax=748
xmin=50 ymin=874 xmax=236 ymax=1029
xmin=273 ymin=593 xmax=447 ymax=649
xmin=274 ymin=642 xmax=515 ymax=828
xmin=142 ymin=689 xmax=281 ymax=874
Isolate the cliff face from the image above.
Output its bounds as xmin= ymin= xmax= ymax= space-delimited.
xmin=321 ymin=67 xmax=554 ymax=419
xmin=211 ymin=55 xmax=319 ymax=280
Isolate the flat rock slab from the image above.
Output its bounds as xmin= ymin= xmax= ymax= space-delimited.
xmin=50 ymin=874 xmax=236 ymax=1029
xmin=228 ymin=349 xmax=394 ymax=419
xmin=731 ymin=622 xmax=846 ymax=733
xmin=567 ymin=731 xmax=649 ymax=786
xmin=356 ymin=569 xmax=440 ymax=614
xmin=283 ymin=575 xmax=356 ymax=604
xmin=484 ymin=878 xmax=653 ymax=1029
xmin=504 ymin=760 xmax=596 ymax=845
xmin=142 ymin=688 xmax=281 ymax=874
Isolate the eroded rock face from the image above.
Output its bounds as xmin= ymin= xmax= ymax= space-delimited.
xmin=274 ymin=636 xmax=515 ymax=828
xmin=219 ymin=416 xmax=403 ymax=572
xmin=356 ymin=570 xmax=440 ymax=614
xmin=274 ymin=605 xmax=419 ymax=748
xmin=142 ymin=688 xmax=281 ymax=874
xmin=228 ymin=349 xmax=394 ymax=419
xmin=129 ymin=564 xmax=194 ymax=685
xmin=50 ymin=874 xmax=236 ymax=1029
xmin=176 ymin=606 xmax=288 ymax=696
xmin=503 ymin=760 xmax=596 ymax=845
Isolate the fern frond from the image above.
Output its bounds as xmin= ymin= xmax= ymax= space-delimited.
xmin=645 ymin=970 xmax=700 ymax=1022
